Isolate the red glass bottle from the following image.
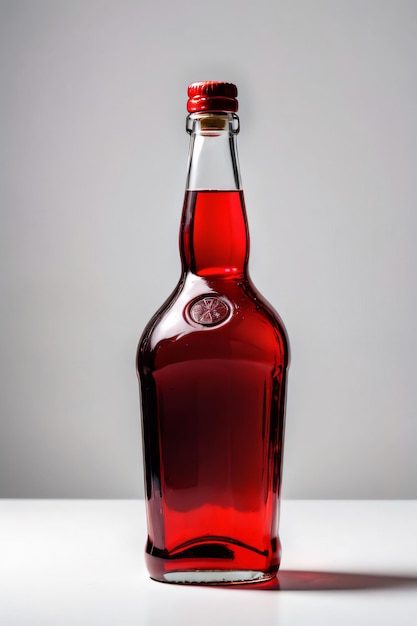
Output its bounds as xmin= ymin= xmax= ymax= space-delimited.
xmin=137 ymin=82 xmax=290 ymax=584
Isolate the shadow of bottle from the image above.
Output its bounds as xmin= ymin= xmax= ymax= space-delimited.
xmin=227 ymin=570 xmax=417 ymax=591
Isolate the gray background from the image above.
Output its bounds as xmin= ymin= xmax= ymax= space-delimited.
xmin=1 ymin=0 xmax=416 ymax=498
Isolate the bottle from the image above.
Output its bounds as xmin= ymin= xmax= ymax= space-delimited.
xmin=136 ymin=81 xmax=290 ymax=585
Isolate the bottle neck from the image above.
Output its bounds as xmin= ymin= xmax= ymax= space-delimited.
xmin=186 ymin=113 xmax=242 ymax=190
xmin=180 ymin=113 xmax=249 ymax=278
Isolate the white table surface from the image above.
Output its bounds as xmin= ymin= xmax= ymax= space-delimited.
xmin=0 ymin=500 xmax=416 ymax=625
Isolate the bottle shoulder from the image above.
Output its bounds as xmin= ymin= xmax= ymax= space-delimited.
xmin=137 ymin=273 xmax=290 ymax=371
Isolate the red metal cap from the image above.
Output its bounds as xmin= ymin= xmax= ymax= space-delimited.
xmin=187 ymin=81 xmax=238 ymax=113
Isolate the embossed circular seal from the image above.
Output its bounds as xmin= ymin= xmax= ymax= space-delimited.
xmin=189 ymin=296 xmax=231 ymax=326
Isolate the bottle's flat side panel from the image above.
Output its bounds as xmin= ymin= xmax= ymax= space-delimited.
xmin=139 ymin=314 xmax=287 ymax=580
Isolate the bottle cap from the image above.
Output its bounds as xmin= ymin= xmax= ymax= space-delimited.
xmin=187 ymin=81 xmax=238 ymax=113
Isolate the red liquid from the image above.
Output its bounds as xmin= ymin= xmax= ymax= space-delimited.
xmin=137 ymin=191 xmax=289 ymax=583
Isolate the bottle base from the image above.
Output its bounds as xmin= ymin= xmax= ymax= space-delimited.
xmin=145 ymin=534 xmax=281 ymax=585
xmin=154 ymin=569 xmax=276 ymax=585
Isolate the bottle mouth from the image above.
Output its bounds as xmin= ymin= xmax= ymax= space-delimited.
xmin=187 ymin=81 xmax=238 ymax=113
xmin=186 ymin=112 xmax=240 ymax=135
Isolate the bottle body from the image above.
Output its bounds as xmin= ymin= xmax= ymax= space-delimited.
xmin=137 ymin=188 xmax=289 ymax=584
